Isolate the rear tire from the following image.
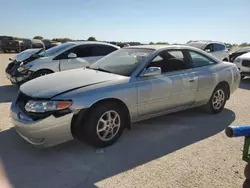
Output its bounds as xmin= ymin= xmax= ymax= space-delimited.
xmin=204 ymin=85 xmax=228 ymax=114
xmin=75 ymin=102 xmax=126 ymax=148
xmin=32 ymin=70 xmax=53 ymax=79
xmin=223 ymin=58 xmax=229 ymax=62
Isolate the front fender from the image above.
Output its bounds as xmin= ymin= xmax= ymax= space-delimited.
xmin=54 ymin=81 xmax=138 ymax=122
xmin=29 ymin=60 xmax=59 ymax=72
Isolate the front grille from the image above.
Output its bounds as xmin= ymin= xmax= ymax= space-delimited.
xmin=242 ymin=60 xmax=250 ymax=67
xmin=5 ymin=60 xmax=16 ymax=74
xmin=5 ymin=60 xmax=21 ymax=76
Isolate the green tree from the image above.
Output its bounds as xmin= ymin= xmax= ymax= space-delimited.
xmin=87 ymin=37 xmax=97 ymax=41
xmin=52 ymin=38 xmax=72 ymax=43
xmin=149 ymin=42 xmax=154 ymax=45
xmin=33 ymin=36 xmax=43 ymax=40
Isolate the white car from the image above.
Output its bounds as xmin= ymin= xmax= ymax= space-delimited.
xmin=5 ymin=41 xmax=120 ymax=84
xmin=233 ymin=52 xmax=250 ymax=79
xmin=186 ymin=41 xmax=230 ymax=61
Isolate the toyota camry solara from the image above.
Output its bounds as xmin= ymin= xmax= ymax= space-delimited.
xmin=10 ymin=45 xmax=240 ymax=148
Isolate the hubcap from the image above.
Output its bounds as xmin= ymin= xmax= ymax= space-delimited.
xmin=212 ymin=89 xmax=225 ymax=110
xmin=96 ymin=110 xmax=121 ymax=141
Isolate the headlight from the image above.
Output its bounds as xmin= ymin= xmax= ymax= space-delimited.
xmin=17 ymin=65 xmax=32 ymax=72
xmin=25 ymin=100 xmax=72 ymax=113
xmin=234 ymin=58 xmax=241 ymax=63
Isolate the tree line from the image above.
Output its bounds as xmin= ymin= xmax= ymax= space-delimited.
xmin=13 ymin=36 xmax=250 ymax=47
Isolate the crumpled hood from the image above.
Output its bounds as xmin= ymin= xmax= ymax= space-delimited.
xmin=239 ymin=52 xmax=250 ymax=59
xmin=15 ymin=48 xmax=44 ymax=62
xmin=20 ymin=68 xmax=127 ymax=98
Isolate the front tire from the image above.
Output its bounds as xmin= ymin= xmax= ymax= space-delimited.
xmin=204 ymin=85 xmax=228 ymax=114
xmin=76 ymin=102 xmax=126 ymax=148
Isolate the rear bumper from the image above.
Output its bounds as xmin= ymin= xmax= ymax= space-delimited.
xmin=10 ymin=100 xmax=74 ymax=147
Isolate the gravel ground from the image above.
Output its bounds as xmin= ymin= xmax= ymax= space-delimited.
xmin=0 ymin=53 xmax=250 ymax=188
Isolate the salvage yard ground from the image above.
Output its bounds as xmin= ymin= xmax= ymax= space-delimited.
xmin=0 ymin=53 xmax=250 ymax=188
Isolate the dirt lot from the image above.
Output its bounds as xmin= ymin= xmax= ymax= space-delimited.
xmin=0 ymin=53 xmax=250 ymax=188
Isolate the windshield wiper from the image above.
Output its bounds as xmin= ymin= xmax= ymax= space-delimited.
xmin=86 ymin=67 xmax=111 ymax=73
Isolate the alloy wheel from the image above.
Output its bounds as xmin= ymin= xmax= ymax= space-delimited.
xmin=212 ymin=89 xmax=225 ymax=110
xmin=96 ymin=110 xmax=121 ymax=141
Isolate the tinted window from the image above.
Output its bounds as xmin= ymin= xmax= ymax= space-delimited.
xmin=92 ymin=45 xmax=117 ymax=56
xmin=0 ymin=36 xmax=13 ymax=40
xmin=189 ymin=51 xmax=216 ymax=68
xmin=72 ymin=46 xmax=92 ymax=57
xmin=204 ymin=44 xmax=213 ymax=52
xmin=213 ymin=44 xmax=221 ymax=52
xmin=219 ymin=44 xmax=226 ymax=50
xmin=148 ymin=50 xmax=187 ymax=73
xmin=57 ymin=45 xmax=93 ymax=59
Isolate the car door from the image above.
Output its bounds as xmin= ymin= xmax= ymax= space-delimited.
xmin=59 ymin=45 xmax=93 ymax=71
xmin=187 ymin=50 xmax=217 ymax=104
xmin=137 ymin=50 xmax=198 ymax=117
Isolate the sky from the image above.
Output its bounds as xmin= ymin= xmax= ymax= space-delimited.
xmin=1 ymin=0 xmax=249 ymax=44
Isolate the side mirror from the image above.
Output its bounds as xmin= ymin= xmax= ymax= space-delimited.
xmin=204 ymin=49 xmax=211 ymax=53
xmin=9 ymin=58 xmax=13 ymax=61
xmin=141 ymin=67 xmax=161 ymax=77
xmin=68 ymin=53 xmax=77 ymax=59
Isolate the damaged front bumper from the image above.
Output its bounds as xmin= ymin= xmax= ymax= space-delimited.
xmin=6 ymin=70 xmax=33 ymax=84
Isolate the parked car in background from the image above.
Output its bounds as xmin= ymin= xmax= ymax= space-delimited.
xmin=10 ymin=45 xmax=240 ymax=148
xmin=5 ymin=41 xmax=120 ymax=84
xmin=20 ymin=39 xmax=45 ymax=51
xmin=186 ymin=40 xmax=230 ymax=61
xmin=42 ymin=39 xmax=61 ymax=49
xmin=0 ymin=36 xmax=20 ymax=53
xmin=230 ymin=47 xmax=250 ymax=62
xmin=233 ymin=52 xmax=250 ymax=79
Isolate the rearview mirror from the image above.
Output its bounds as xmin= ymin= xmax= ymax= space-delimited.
xmin=68 ymin=53 xmax=77 ymax=58
xmin=141 ymin=67 xmax=161 ymax=77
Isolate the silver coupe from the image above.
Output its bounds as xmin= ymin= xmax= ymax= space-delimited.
xmin=11 ymin=45 xmax=240 ymax=148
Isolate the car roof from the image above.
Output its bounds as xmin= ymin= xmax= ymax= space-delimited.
xmin=68 ymin=41 xmax=120 ymax=48
xmin=187 ymin=40 xmax=225 ymax=45
xmin=124 ymin=44 xmax=200 ymax=51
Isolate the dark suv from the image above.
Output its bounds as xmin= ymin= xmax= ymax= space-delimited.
xmin=0 ymin=36 xmax=20 ymax=53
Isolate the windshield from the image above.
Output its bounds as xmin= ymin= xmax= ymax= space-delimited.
xmin=88 ymin=48 xmax=153 ymax=76
xmin=186 ymin=42 xmax=206 ymax=50
xmin=39 ymin=43 xmax=75 ymax=57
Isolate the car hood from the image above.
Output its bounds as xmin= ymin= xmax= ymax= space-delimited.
xmin=20 ymin=68 xmax=127 ymax=98
xmin=15 ymin=48 xmax=44 ymax=62
xmin=239 ymin=52 xmax=250 ymax=59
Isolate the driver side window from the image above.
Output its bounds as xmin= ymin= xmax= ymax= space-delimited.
xmin=55 ymin=45 xmax=93 ymax=60
xmin=147 ymin=50 xmax=187 ymax=73
xmin=204 ymin=44 xmax=213 ymax=52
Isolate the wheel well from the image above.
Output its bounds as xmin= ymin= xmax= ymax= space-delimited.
xmin=32 ymin=69 xmax=54 ymax=78
xmin=216 ymin=81 xmax=230 ymax=100
xmin=71 ymin=98 xmax=132 ymax=137
xmin=34 ymin=69 xmax=54 ymax=74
